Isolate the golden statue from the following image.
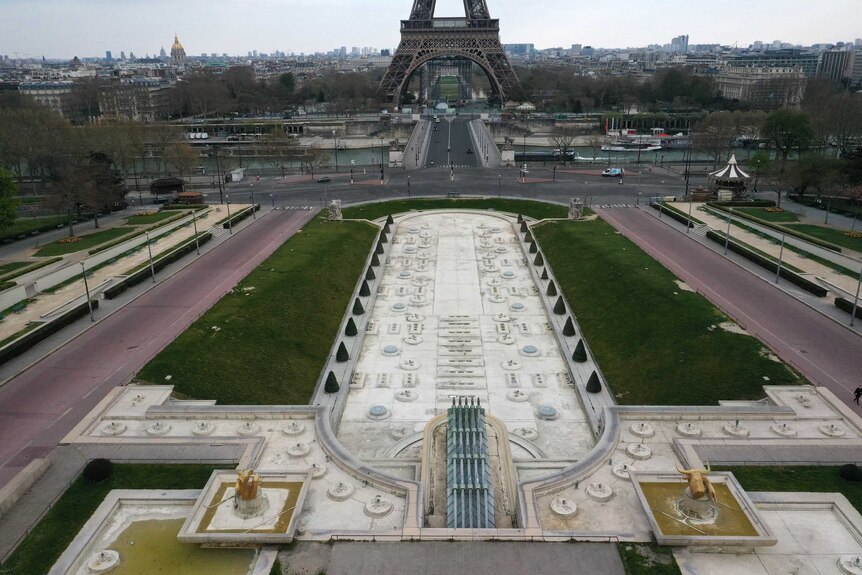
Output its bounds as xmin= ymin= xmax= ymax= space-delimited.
xmin=235 ymin=469 xmax=260 ymax=501
xmin=676 ymin=463 xmax=716 ymax=501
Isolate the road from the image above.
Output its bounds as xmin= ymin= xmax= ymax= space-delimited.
xmin=424 ymin=117 xmax=479 ymax=168
xmin=0 ymin=209 xmax=314 ymax=488
xmin=598 ymin=207 xmax=862 ymax=402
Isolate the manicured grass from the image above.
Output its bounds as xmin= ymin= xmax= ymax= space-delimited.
xmin=34 ymin=226 xmax=139 ymax=257
xmin=1 ymin=215 xmax=69 ymax=241
xmin=618 ymin=543 xmax=681 ymax=575
xmin=535 ymin=218 xmax=804 ymax=405
xmin=137 ymin=216 xmax=377 ymax=405
xmin=0 ymin=261 xmax=29 ymax=275
xmin=342 ymin=198 xmax=568 ymax=222
xmin=783 ymin=223 xmax=862 ymax=253
xmin=1 ymin=464 xmax=221 ymax=575
xmin=126 ymin=210 xmax=182 ymax=225
xmin=735 ymin=207 xmax=799 ymax=223
xmin=717 ymin=466 xmax=862 ymax=513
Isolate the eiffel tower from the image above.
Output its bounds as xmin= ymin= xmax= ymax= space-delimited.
xmin=379 ymin=0 xmax=522 ymax=107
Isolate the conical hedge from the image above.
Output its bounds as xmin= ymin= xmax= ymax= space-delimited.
xmin=520 ymin=221 xmax=528 ymax=233
xmin=553 ymin=296 xmax=565 ymax=315
xmin=345 ymin=317 xmax=358 ymax=336
xmin=540 ymin=268 xmax=549 ymax=280
xmin=517 ymin=214 xmax=524 ymax=223
xmin=534 ymin=252 xmax=544 ymax=266
xmin=375 ymin=242 xmax=384 ymax=254
xmin=529 ymin=241 xmax=537 ymax=253
xmin=359 ymin=280 xmax=371 ymax=297
xmin=547 ymin=281 xmax=557 ymax=297
xmin=371 ymin=253 xmax=380 ymax=266
xmin=524 ymin=231 xmax=533 ymax=243
xmin=324 ymin=371 xmax=340 ymax=393
xmin=386 ymin=214 xmax=394 ymax=225
xmin=563 ymin=317 xmax=576 ymax=336
xmin=380 ymin=232 xmax=388 ymax=244
xmin=352 ymin=298 xmax=365 ymax=315
xmin=336 ymin=342 xmax=349 ymax=362
xmin=383 ymin=223 xmax=391 ymax=234
xmin=573 ymin=339 xmax=587 ymax=362
xmin=365 ymin=267 xmax=376 ymax=281
xmin=586 ymin=371 xmax=601 ymax=393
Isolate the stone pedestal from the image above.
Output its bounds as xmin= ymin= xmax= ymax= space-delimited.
xmin=568 ymin=198 xmax=584 ymax=220
xmin=328 ymin=200 xmax=342 ymax=221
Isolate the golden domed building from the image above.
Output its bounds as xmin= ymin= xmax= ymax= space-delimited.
xmin=170 ymin=34 xmax=186 ymax=63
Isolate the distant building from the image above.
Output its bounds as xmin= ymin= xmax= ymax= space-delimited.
xmin=714 ymin=66 xmax=806 ymax=109
xmin=159 ymin=47 xmax=167 ymax=59
xmin=503 ymin=44 xmax=534 ymax=58
xmin=817 ymin=49 xmax=854 ymax=85
xmin=170 ymin=35 xmax=186 ymax=64
xmin=17 ymin=81 xmax=74 ymax=115
xmin=726 ymin=49 xmax=819 ymax=77
xmin=670 ymin=35 xmax=689 ymax=53
xmin=99 ymin=78 xmax=175 ymax=122
xmin=105 ymin=51 xmax=112 ymax=61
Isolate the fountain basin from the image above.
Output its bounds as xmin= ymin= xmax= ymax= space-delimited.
xmin=630 ymin=471 xmax=776 ymax=548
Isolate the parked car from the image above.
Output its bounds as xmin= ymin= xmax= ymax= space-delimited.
xmin=602 ymin=168 xmax=624 ymax=177
xmin=466 ymin=149 xmax=473 ymax=155
xmin=317 ymin=176 xmax=332 ymax=183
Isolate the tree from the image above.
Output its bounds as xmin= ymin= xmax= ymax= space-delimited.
xmin=0 ymin=168 xmax=20 ymax=233
xmin=762 ymin=110 xmax=813 ymax=163
xmin=746 ymin=150 xmax=772 ymax=195
xmin=550 ymin=126 xmax=576 ymax=165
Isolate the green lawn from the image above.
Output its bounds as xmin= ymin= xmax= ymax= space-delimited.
xmin=1 ymin=464 xmax=220 ymax=575
xmin=735 ymin=207 xmax=800 ymax=223
xmin=137 ymin=216 xmax=377 ymax=405
xmin=126 ymin=211 xmax=183 ymax=225
xmin=342 ymin=198 xmax=568 ymax=222
xmin=34 ymin=226 xmax=138 ymax=257
xmin=783 ymin=223 xmax=862 ymax=253
xmin=1 ymin=215 xmax=69 ymax=241
xmin=534 ymin=218 xmax=804 ymax=405
xmin=718 ymin=466 xmax=862 ymax=512
xmin=618 ymin=543 xmax=681 ymax=575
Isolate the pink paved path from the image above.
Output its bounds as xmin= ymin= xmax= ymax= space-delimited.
xmin=598 ymin=208 xmax=862 ymax=403
xmin=0 ymin=209 xmax=315 ymax=488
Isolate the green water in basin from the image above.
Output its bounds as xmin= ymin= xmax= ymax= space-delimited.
xmin=106 ymin=518 xmax=255 ymax=575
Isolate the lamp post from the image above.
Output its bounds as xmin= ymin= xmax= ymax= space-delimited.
xmin=851 ymin=265 xmax=862 ymax=327
xmin=775 ymin=233 xmax=786 ymax=284
xmin=553 ymin=165 xmax=556 ymax=181
xmin=332 ymin=130 xmax=338 ymax=173
xmin=407 ymin=175 xmax=411 ymax=198
xmin=213 ymin=148 xmax=224 ymax=204
xmin=145 ymin=232 xmax=156 ymax=283
xmin=81 ymin=262 xmax=94 ymax=322
xmin=250 ymin=187 xmax=256 ymax=219
xmin=498 ymin=173 xmax=501 ymax=197
xmin=269 ymin=193 xmax=274 ymax=208
xmin=686 ymin=197 xmax=694 ymax=234
xmin=724 ymin=208 xmax=734 ymax=254
xmin=191 ymin=207 xmax=200 ymax=255
xmin=225 ymin=197 xmax=232 ymax=235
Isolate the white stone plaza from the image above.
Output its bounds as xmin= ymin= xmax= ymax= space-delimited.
xmin=51 ymin=209 xmax=862 ymax=575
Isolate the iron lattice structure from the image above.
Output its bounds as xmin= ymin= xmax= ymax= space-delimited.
xmin=446 ymin=396 xmax=495 ymax=529
xmin=379 ymin=0 xmax=522 ymax=106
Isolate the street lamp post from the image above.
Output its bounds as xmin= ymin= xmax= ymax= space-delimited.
xmin=553 ymin=165 xmax=556 ymax=181
xmin=191 ymin=207 xmax=200 ymax=255
xmin=332 ymin=130 xmax=338 ymax=173
xmin=686 ymin=197 xmax=694 ymax=234
xmin=145 ymin=232 xmax=156 ymax=283
xmin=250 ymin=187 xmax=256 ymax=219
xmin=724 ymin=208 xmax=734 ymax=254
xmin=269 ymin=193 xmax=274 ymax=208
xmin=498 ymin=174 xmax=501 ymax=197
xmin=775 ymin=233 xmax=786 ymax=283
xmin=226 ymin=197 xmax=233 ymax=235
xmin=81 ymin=262 xmax=94 ymax=322
xmin=851 ymin=265 xmax=862 ymax=327
xmin=407 ymin=175 xmax=411 ymax=198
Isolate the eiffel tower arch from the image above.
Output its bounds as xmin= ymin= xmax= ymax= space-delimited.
xmin=379 ymin=0 xmax=522 ymax=108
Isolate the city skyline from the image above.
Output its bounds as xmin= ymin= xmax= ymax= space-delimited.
xmin=2 ymin=0 xmax=861 ymax=59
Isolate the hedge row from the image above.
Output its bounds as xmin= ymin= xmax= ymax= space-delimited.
xmin=649 ymin=202 xmax=695 ymax=228
xmin=0 ymin=299 xmax=99 ymax=365
xmin=710 ymin=200 xmax=776 ymax=208
xmin=104 ymin=232 xmax=212 ymax=299
xmin=0 ymin=257 xmax=63 ymax=283
xmin=86 ymin=228 xmax=147 ymax=255
xmin=0 ymin=281 xmax=16 ymax=291
xmin=788 ymin=195 xmax=862 ymax=220
xmin=0 ymin=214 xmax=94 ymax=243
xmin=706 ymin=204 xmax=842 ymax=253
xmin=705 ymin=229 xmax=828 ymax=297
xmin=835 ymin=297 xmax=862 ymax=320
xmin=161 ymin=204 xmax=208 ymax=211
xmin=220 ymin=204 xmax=260 ymax=229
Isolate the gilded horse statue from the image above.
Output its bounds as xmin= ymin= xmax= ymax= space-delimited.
xmin=676 ymin=463 xmax=716 ymax=501
xmin=235 ymin=469 xmax=260 ymax=501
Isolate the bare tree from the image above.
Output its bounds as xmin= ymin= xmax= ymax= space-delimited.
xmin=550 ymin=126 xmax=576 ymax=165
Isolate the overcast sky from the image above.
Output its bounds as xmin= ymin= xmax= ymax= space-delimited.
xmin=2 ymin=0 xmax=860 ymax=59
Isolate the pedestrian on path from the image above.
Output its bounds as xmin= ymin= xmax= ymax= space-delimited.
xmin=854 ymin=387 xmax=861 ymax=405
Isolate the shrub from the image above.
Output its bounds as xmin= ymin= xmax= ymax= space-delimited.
xmin=563 ymin=317 xmax=575 ymax=336
xmin=83 ymin=458 xmax=113 ymax=483
xmin=345 ymin=318 xmax=358 ymax=336
xmin=359 ymin=280 xmax=371 ymax=297
xmin=586 ymin=371 xmax=602 ymax=393
xmin=324 ymin=371 xmax=340 ymax=393
xmin=524 ymin=232 xmax=533 ymax=243
xmin=336 ymin=342 xmax=349 ymax=363
xmin=547 ymin=281 xmax=557 ymax=296
xmin=365 ymin=267 xmax=376 ymax=280
xmin=529 ymin=242 xmax=537 ymax=253
xmin=380 ymin=232 xmax=388 ymax=244
xmin=540 ymin=268 xmax=548 ymax=280
xmin=573 ymin=340 xmax=587 ymax=362
xmin=386 ymin=214 xmax=394 ymax=225
xmin=520 ymin=221 xmax=528 ymax=233
xmin=352 ymin=298 xmax=364 ymax=315
xmin=375 ymin=242 xmax=384 ymax=254
xmin=553 ymin=296 xmax=565 ymax=315
xmin=534 ymin=252 xmax=544 ymax=266
xmin=371 ymin=253 xmax=380 ymax=266
xmin=835 ymin=297 xmax=862 ymax=320
xmin=839 ymin=464 xmax=862 ymax=482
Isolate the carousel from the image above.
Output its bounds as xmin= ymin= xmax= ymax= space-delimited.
xmin=708 ymin=154 xmax=750 ymax=200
